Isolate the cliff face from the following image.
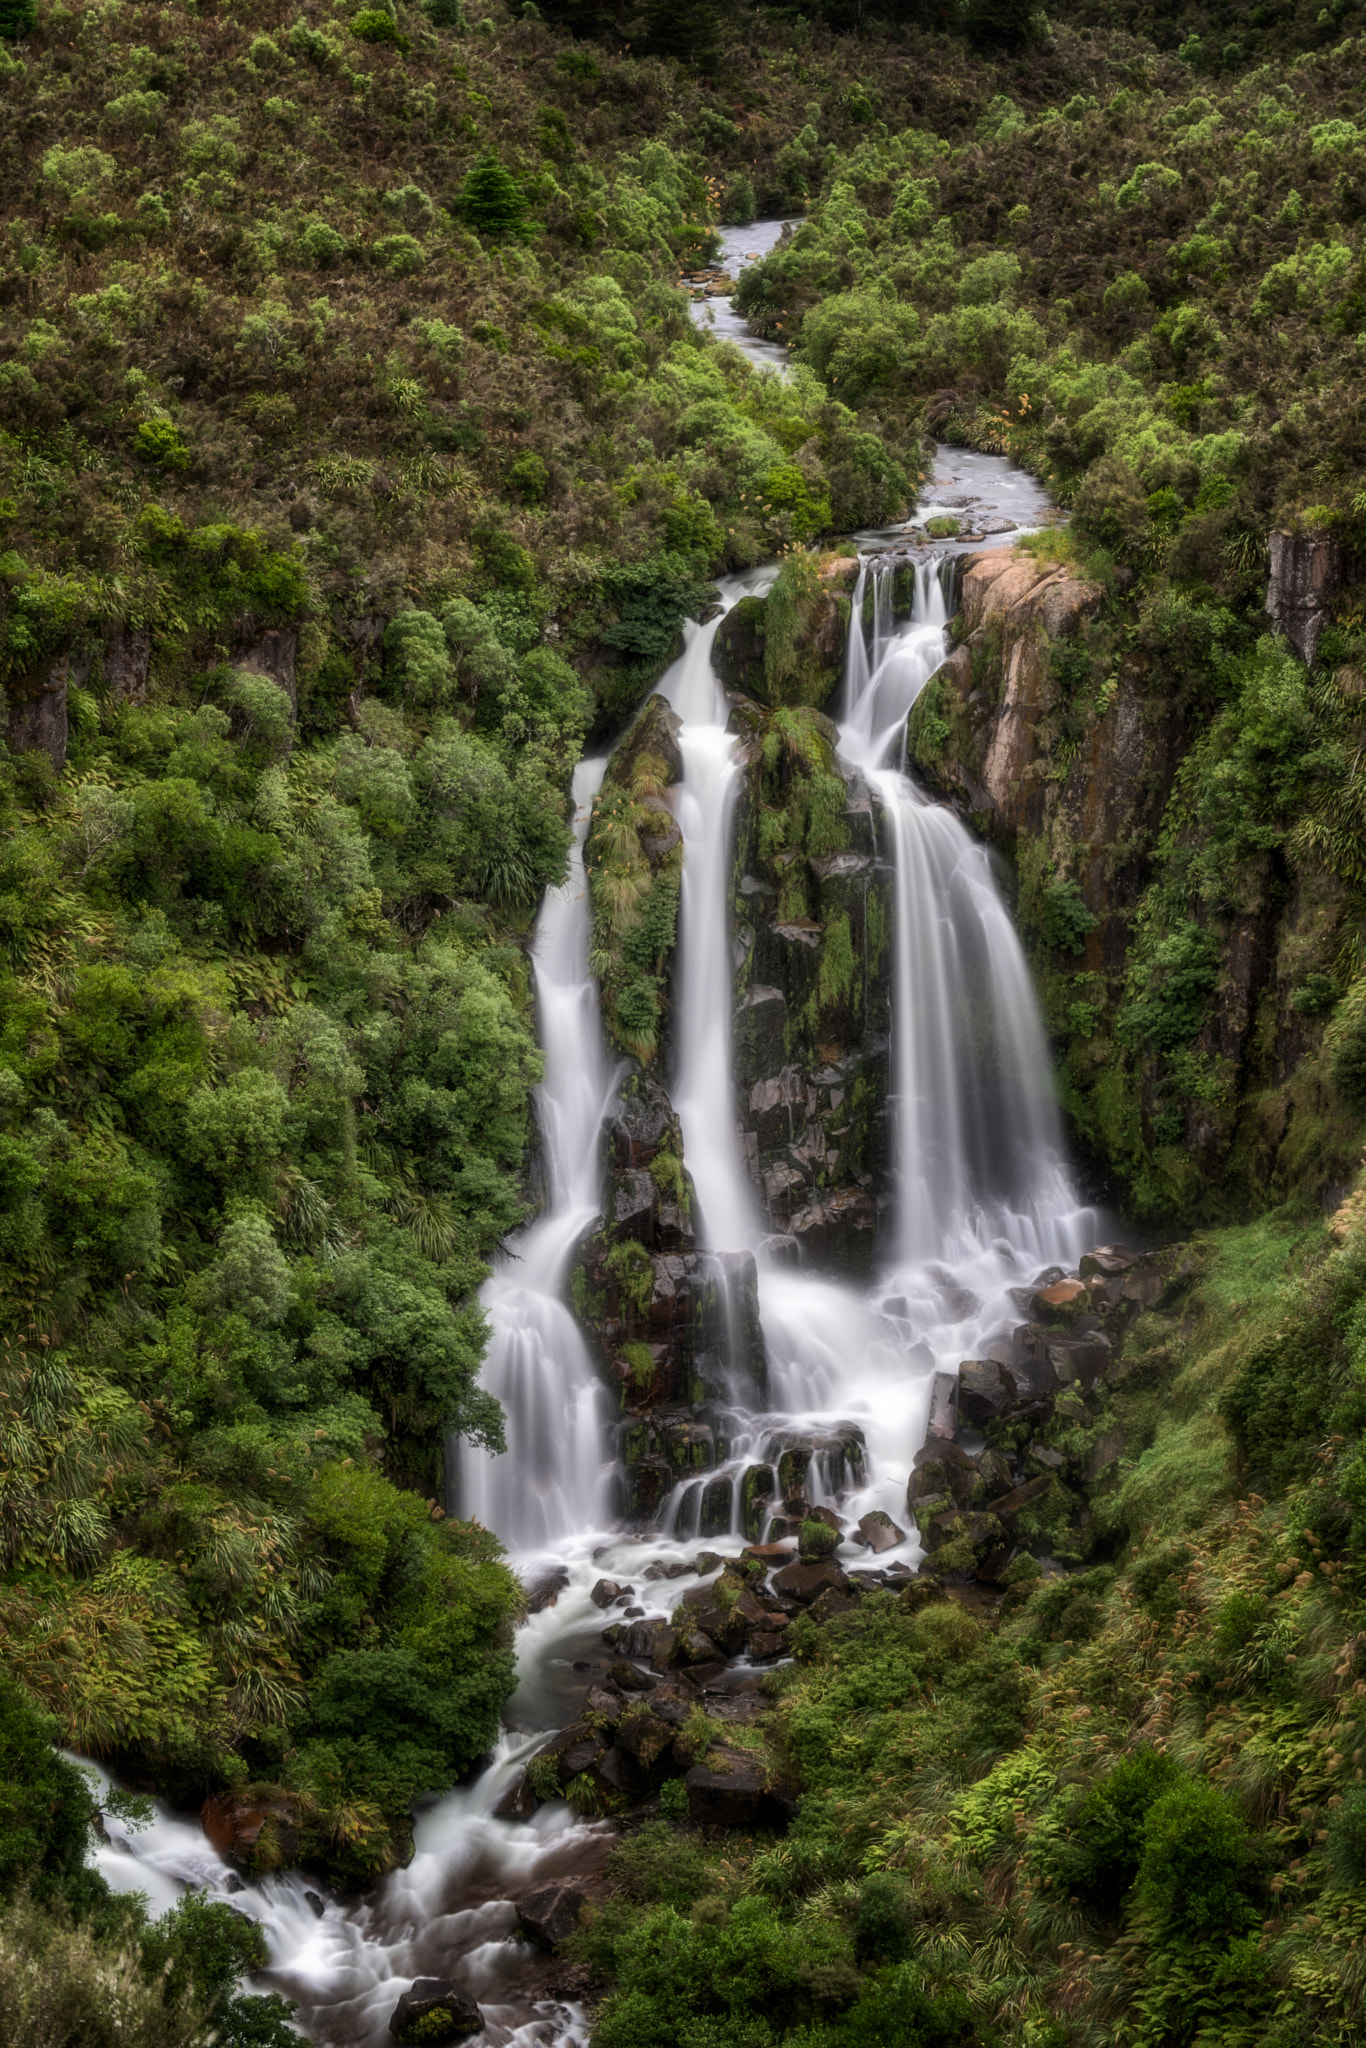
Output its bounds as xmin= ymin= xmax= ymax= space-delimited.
xmin=910 ymin=541 xmax=1366 ymax=1219
xmin=729 ymin=702 xmax=892 ymax=1277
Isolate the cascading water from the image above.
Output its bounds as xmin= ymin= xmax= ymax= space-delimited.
xmin=839 ymin=554 xmax=1088 ymax=1272
xmin=453 ymin=757 xmax=618 ymax=1550
xmin=93 ymin=410 xmax=1099 ymax=2040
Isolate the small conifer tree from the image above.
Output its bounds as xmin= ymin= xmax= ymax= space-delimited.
xmin=0 ymin=0 xmax=37 ymax=39
xmin=641 ymin=0 xmax=722 ymax=65
xmin=455 ymin=154 xmax=533 ymax=240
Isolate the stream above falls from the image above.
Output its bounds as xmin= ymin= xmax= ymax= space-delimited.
xmin=92 ymin=250 xmax=1100 ymax=2048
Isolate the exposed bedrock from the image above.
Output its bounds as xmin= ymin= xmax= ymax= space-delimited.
xmin=572 ymin=1067 xmax=766 ymax=1524
xmin=729 ymin=699 xmax=893 ymax=1277
xmin=583 ymin=693 xmax=686 ymax=1071
xmin=1265 ymin=527 xmax=1343 ymax=668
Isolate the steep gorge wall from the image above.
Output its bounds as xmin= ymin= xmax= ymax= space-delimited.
xmin=909 ymin=540 xmax=1364 ymax=1219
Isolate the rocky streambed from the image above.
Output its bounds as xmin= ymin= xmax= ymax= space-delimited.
xmin=478 ymin=1234 xmax=1193 ymax=1981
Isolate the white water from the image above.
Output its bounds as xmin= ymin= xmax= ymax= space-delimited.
xmin=92 ymin=357 xmax=1098 ymax=2039
xmin=453 ymin=757 xmax=618 ymax=1551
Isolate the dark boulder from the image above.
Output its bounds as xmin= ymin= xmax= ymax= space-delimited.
xmin=492 ymin=1771 xmax=538 ymax=1822
xmin=957 ymin=1357 xmax=1021 ymax=1427
xmin=857 ymin=1510 xmax=905 ymax=1553
xmin=516 ymin=1882 xmax=586 ymax=1949
xmin=389 ymin=1980 xmax=482 ymax=2043
xmin=772 ymin=1558 xmax=851 ymax=1602
xmin=685 ymin=1747 xmax=795 ymax=1829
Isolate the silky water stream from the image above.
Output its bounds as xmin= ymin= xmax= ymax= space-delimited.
xmin=91 ymin=257 xmax=1098 ymax=2043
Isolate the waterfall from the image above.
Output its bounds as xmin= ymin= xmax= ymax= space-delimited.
xmin=663 ymin=614 xmax=765 ymax=1254
xmin=838 ymin=557 xmax=1089 ymax=1274
xmin=452 ymin=756 xmax=618 ymax=1550
xmin=118 ymin=458 xmax=1098 ymax=2048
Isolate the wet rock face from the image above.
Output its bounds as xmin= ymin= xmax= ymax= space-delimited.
xmin=729 ymin=707 xmax=893 ymax=1278
xmin=6 ymin=647 xmax=85 ymax=769
xmin=1266 ymin=529 xmax=1343 ymax=668
xmin=516 ymin=1882 xmax=587 ymax=1948
xmin=574 ymin=1066 xmax=767 ymax=1524
xmin=201 ymin=1790 xmax=302 ymax=1876
xmin=235 ymin=624 xmax=300 ymax=712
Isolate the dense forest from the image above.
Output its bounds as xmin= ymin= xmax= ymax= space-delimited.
xmin=5 ymin=0 xmax=1366 ymax=2039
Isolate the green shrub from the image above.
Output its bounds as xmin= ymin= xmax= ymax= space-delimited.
xmin=1063 ymin=1748 xmax=1180 ymax=1913
xmin=0 ymin=0 xmax=35 ymax=38
xmin=350 ymin=7 xmax=409 ymax=46
xmin=1135 ymin=1776 xmax=1252 ymax=1937
xmin=135 ymin=419 xmax=190 ymax=471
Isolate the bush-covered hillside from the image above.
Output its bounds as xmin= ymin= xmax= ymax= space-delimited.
xmin=735 ymin=38 xmax=1366 ymax=1217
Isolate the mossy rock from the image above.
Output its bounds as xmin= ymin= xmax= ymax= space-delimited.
xmin=715 ymin=556 xmax=850 ymax=710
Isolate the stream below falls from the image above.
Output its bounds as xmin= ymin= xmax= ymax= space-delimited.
xmin=91 ymin=232 xmax=1102 ymax=2047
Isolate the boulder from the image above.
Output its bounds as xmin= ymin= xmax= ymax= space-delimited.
xmin=616 ymin=1703 xmax=676 ymax=1772
xmin=1033 ymin=1278 xmax=1087 ymax=1320
xmin=911 ymin=1446 xmax=979 ymax=1516
xmin=1045 ymin=1329 xmax=1113 ymax=1389
xmin=986 ymin=1475 xmax=1051 ymax=1528
xmin=516 ymin=1881 xmax=586 ymax=1949
xmin=685 ymin=1747 xmax=795 ymax=1829
xmin=923 ymin=1510 xmax=1006 ymax=1568
xmin=808 ymin=1585 xmax=860 ymax=1625
xmin=524 ymin=1563 xmax=571 ymax=1613
xmin=1079 ymin=1244 xmax=1139 ymax=1278
xmin=857 ymin=1510 xmax=906 ymax=1553
xmin=202 ymin=1791 xmax=300 ymax=1873
xmin=590 ymin=1577 xmax=633 ymax=1610
xmin=389 ymin=1980 xmax=482 ymax=2043
xmin=772 ymin=1558 xmax=851 ymax=1602
xmin=492 ymin=1771 xmax=538 ymax=1822
xmin=957 ymin=1357 xmax=1022 ymax=1427
xmin=925 ymin=1369 xmax=958 ymax=1440
xmin=607 ymin=1657 xmax=656 ymax=1692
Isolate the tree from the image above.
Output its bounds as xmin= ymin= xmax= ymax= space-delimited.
xmin=454 ymin=155 xmax=533 ymax=241
xmin=960 ymin=0 xmax=1041 ymax=49
xmin=0 ymin=0 xmax=37 ymax=42
xmin=640 ymin=0 xmax=723 ymax=65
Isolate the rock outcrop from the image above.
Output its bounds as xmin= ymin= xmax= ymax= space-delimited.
xmin=729 ymin=702 xmax=892 ymax=1275
xmin=1265 ymin=528 xmax=1343 ymax=667
xmin=714 ymin=551 xmax=858 ymax=710
xmin=584 ymin=694 xmax=686 ymax=1069
xmin=573 ymin=1067 xmax=767 ymax=1522
xmin=388 ymin=1980 xmax=483 ymax=2044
